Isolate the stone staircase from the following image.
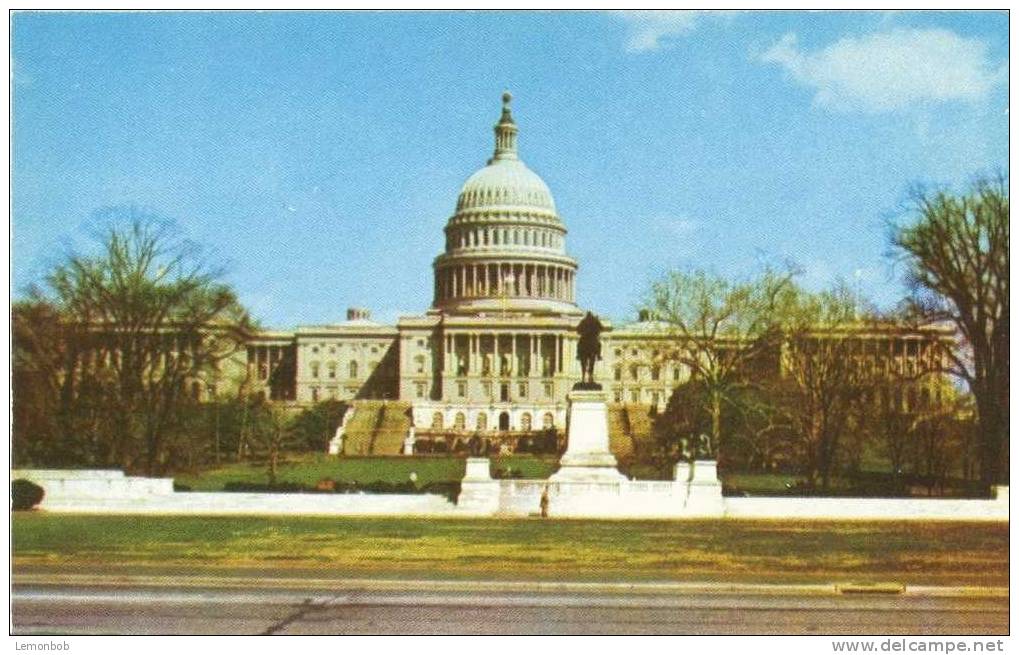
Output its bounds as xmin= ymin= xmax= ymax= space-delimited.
xmin=607 ymin=404 xmax=655 ymax=461
xmin=370 ymin=401 xmax=413 ymax=455
xmin=607 ymin=404 xmax=635 ymax=460
xmin=341 ymin=401 xmax=384 ymax=455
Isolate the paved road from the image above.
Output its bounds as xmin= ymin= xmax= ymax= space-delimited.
xmin=11 ymin=581 xmax=1008 ymax=635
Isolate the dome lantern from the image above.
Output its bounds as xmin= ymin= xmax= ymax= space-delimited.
xmin=489 ymin=90 xmax=519 ymax=163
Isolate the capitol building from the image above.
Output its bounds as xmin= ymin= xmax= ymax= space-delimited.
xmin=238 ymin=93 xmax=687 ymax=453
xmin=236 ymin=93 xmax=948 ymax=456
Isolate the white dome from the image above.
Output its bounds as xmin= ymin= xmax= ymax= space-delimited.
xmin=432 ymin=93 xmax=579 ymax=317
xmin=456 ymin=159 xmax=557 ymax=213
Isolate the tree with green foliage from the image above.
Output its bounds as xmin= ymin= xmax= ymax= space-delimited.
xmin=290 ymin=400 xmax=349 ymax=452
xmin=242 ymin=396 xmax=296 ymax=485
xmin=892 ymin=175 xmax=1008 ymax=485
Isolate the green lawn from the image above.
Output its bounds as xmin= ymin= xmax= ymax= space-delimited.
xmin=12 ymin=513 xmax=1008 ymax=587
xmin=174 ymin=454 xmax=559 ymax=490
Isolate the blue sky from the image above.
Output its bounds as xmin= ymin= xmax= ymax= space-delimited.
xmin=12 ymin=10 xmax=1009 ymax=328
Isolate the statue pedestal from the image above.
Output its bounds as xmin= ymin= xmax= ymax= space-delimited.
xmin=551 ymin=390 xmax=626 ymax=482
xmin=674 ymin=459 xmax=724 ymax=516
xmin=457 ymin=457 xmax=500 ymax=514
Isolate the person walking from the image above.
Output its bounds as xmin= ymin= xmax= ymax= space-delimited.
xmin=540 ymin=484 xmax=550 ymax=518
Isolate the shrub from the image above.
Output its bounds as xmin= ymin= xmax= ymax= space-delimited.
xmin=11 ymin=479 xmax=44 ymax=511
xmin=222 ymin=480 xmax=311 ymax=493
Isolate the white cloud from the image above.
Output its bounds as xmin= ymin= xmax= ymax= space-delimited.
xmin=614 ymin=11 xmax=741 ymax=52
xmin=760 ymin=28 xmax=1005 ymax=112
xmin=651 ymin=215 xmax=699 ymax=256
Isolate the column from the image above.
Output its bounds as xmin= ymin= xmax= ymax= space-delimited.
xmin=511 ymin=333 xmax=517 ymax=376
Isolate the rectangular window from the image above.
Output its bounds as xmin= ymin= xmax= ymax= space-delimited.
xmin=311 ymin=387 xmax=319 ymax=402
xmin=311 ymin=362 xmax=320 ymax=378
xmin=543 ymin=382 xmax=553 ymax=398
xmin=518 ymin=382 xmax=528 ymax=398
xmin=457 ymin=381 xmax=467 ymax=398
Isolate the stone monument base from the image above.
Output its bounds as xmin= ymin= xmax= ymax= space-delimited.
xmin=456 ymin=457 xmax=500 ymax=515
xmin=550 ymin=390 xmax=626 ymax=483
xmin=674 ymin=459 xmax=725 ymax=516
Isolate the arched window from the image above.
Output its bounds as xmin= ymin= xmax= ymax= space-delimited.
xmin=476 ymin=413 xmax=488 ymax=431
xmin=542 ymin=412 xmax=555 ymax=429
xmin=431 ymin=412 xmax=444 ymax=429
xmin=521 ymin=412 xmax=532 ymax=431
xmin=454 ymin=412 xmax=466 ymax=430
xmin=349 ymin=360 xmax=358 ymax=378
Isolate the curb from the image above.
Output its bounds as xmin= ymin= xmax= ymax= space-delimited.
xmin=12 ymin=573 xmax=1009 ymax=599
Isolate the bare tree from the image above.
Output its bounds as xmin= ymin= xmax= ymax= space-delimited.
xmin=892 ymin=175 xmax=1008 ymax=485
xmin=779 ymin=282 xmax=878 ymax=491
xmin=244 ymin=396 xmax=295 ymax=485
xmin=22 ymin=210 xmax=253 ymax=474
xmin=642 ymin=267 xmax=797 ymax=455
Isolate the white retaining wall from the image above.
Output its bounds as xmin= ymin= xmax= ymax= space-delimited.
xmin=725 ymin=493 xmax=1009 ymax=522
xmin=13 ymin=469 xmax=175 ymax=505
xmin=13 ymin=469 xmax=456 ymax=516
xmin=12 ymin=468 xmax=1009 ymax=521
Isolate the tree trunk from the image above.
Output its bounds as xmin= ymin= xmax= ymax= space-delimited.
xmin=977 ymin=394 xmax=1007 ymax=488
xmin=710 ymin=390 xmax=722 ymax=457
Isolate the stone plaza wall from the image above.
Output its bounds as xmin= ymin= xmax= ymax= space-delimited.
xmin=13 ymin=469 xmax=456 ymax=516
xmin=12 ymin=467 xmax=1009 ymax=521
xmin=725 ymin=492 xmax=1009 ymax=522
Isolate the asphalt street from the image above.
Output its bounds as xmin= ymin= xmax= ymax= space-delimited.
xmin=11 ymin=579 xmax=1009 ymax=635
